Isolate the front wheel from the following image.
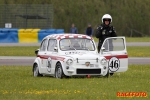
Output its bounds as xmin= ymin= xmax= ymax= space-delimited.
xmin=33 ymin=64 xmax=42 ymax=77
xmin=104 ymin=68 xmax=109 ymax=78
xmin=110 ymin=73 xmax=114 ymax=76
xmin=55 ymin=63 xmax=64 ymax=79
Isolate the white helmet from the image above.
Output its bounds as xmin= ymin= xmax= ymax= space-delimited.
xmin=102 ymin=14 xmax=112 ymax=23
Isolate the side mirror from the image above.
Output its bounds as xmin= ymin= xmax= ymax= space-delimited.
xmin=35 ymin=49 xmax=39 ymax=56
xmin=54 ymin=47 xmax=58 ymax=52
xmin=100 ymin=47 xmax=105 ymax=54
xmin=101 ymin=47 xmax=105 ymax=51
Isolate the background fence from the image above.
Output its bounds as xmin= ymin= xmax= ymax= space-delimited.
xmin=0 ymin=4 xmax=60 ymax=43
xmin=0 ymin=4 xmax=53 ymax=29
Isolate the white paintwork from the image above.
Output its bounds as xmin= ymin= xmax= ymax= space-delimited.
xmin=33 ymin=34 xmax=128 ymax=78
xmin=99 ymin=37 xmax=128 ymax=73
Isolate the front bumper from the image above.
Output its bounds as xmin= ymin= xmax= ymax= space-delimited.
xmin=76 ymin=68 xmax=101 ymax=74
xmin=63 ymin=64 xmax=107 ymax=76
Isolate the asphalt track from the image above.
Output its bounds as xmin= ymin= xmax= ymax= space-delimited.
xmin=0 ymin=42 xmax=150 ymax=66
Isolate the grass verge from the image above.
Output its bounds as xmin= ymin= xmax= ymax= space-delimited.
xmin=93 ymin=37 xmax=150 ymax=42
xmin=0 ymin=65 xmax=149 ymax=100
xmin=0 ymin=46 xmax=39 ymax=56
xmin=125 ymin=37 xmax=150 ymax=42
xmin=0 ymin=46 xmax=150 ymax=57
xmin=127 ymin=46 xmax=150 ymax=57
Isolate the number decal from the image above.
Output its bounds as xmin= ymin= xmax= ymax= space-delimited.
xmin=47 ymin=57 xmax=52 ymax=72
xmin=108 ymin=57 xmax=120 ymax=72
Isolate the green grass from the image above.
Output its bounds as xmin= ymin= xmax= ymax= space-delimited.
xmin=125 ymin=37 xmax=150 ymax=42
xmin=93 ymin=37 xmax=150 ymax=42
xmin=127 ymin=46 xmax=150 ymax=57
xmin=0 ymin=46 xmax=39 ymax=56
xmin=0 ymin=46 xmax=150 ymax=57
xmin=0 ymin=65 xmax=149 ymax=100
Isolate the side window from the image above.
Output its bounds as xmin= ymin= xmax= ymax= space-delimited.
xmin=103 ymin=38 xmax=125 ymax=51
xmin=47 ymin=39 xmax=57 ymax=51
xmin=40 ymin=39 xmax=48 ymax=51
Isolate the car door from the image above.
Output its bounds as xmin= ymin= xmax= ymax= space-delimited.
xmin=44 ymin=39 xmax=57 ymax=74
xmin=99 ymin=37 xmax=128 ymax=73
xmin=38 ymin=38 xmax=48 ymax=73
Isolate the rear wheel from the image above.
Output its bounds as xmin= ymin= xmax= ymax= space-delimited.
xmin=33 ymin=64 xmax=42 ymax=77
xmin=55 ymin=63 xmax=64 ymax=79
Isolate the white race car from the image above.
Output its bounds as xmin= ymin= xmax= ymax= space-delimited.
xmin=33 ymin=34 xmax=128 ymax=78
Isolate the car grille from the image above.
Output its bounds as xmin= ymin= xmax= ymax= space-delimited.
xmin=77 ymin=69 xmax=101 ymax=74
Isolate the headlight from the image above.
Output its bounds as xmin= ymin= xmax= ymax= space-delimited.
xmin=66 ymin=59 xmax=73 ymax=65
xmin=101 ymin=58 xmax=107 ymax=65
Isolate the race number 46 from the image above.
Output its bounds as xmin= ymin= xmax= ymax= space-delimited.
xmin=108 ymin=57 xmax=120 ymax=72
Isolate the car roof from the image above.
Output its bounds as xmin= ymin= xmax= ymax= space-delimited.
xmin=44 ymin=33 xmax=93 ymax=40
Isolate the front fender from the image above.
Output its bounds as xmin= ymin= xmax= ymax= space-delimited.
xmin=99 ymin=57 xmax=109 ymax=76
xmin=55 ymin=61 xmax=67 ymax=75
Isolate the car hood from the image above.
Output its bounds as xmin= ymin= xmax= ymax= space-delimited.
xmin=62 ymin=51 xmax=99 ymax=60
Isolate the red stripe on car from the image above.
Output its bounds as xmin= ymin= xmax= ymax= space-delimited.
xmin=73 ymin=35 xmax=78 ymax=38
xmin=65 ymin=36 xmax=69 ymax=38
xmin=82 ymin=35 xmax=87 ymax=38
xmin=37 ymin=55 xmax=65 ymax=61
xmin=104 ymin=55 xmax=128 ymax=59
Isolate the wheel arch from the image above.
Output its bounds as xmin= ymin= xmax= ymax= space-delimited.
xmin=55 ymin=61 xmax=62 ymax=69
xmin=55 ymin=61 xmax=65 ymax=74
xmin=33 ymin=58 xmax=41 ymax=73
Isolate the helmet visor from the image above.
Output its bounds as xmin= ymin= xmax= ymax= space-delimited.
xmin=103 ymin=19 xmax=111 ymax=22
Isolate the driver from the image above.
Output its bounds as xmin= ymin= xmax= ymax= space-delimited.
xmin=70 ymin=39 xmax=80 ymax=48
xmin=95 ymin=14 xmax=117 ymax=53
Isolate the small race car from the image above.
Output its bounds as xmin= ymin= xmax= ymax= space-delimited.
xmin=33 ymin=34 xmax=128 ymax=78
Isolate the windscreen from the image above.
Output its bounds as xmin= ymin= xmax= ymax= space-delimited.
xmin=59 ymin=38 xmax=95 ymax=51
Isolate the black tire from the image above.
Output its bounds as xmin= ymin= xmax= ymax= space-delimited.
xmin=55 ymin=63 xmax=64 ymax=79
xmin=110 ymin=73 xmax=114 ymax=76
xmin=104 ymin=69 xmax=109 ymax=78
xmin=33 ymin=64 xmax=42 ymax=77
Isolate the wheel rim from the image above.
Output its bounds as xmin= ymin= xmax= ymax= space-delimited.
xmin=34 ymin=65 xmax=39 ymax=77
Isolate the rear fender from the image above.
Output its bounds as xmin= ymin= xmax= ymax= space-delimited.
xmin=33 ymin=57 xmax=42 ymax=73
